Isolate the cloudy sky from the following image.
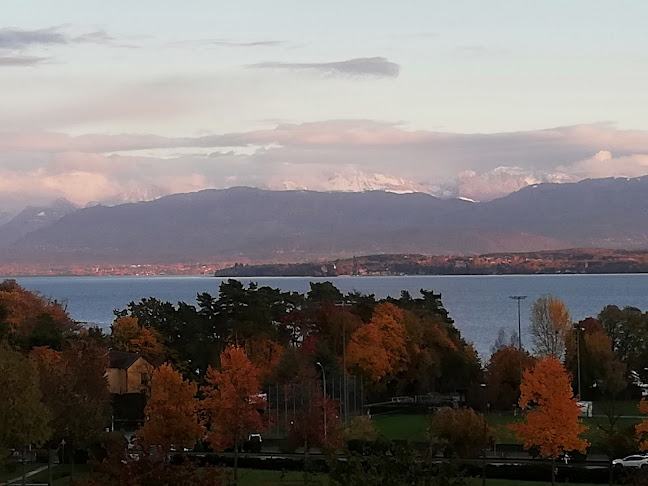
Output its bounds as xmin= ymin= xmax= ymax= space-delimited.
xmin=1 ymin=0 xmax=648 ymax=210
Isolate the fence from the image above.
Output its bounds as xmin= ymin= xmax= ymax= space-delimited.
xmin=265 ymin=376 xmax=364 ymax=438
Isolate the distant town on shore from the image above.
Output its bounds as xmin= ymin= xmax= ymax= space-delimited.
xmin=215 ymin=248 xmax=648 ymax=278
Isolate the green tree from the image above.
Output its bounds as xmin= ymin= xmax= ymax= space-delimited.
xmin=429 ymin=407 xmax=492 ymax=459
xmin=0 ymin=345 xmax=52 ymax=450
xmin=31 ymin=338 xmax=111 ymax=475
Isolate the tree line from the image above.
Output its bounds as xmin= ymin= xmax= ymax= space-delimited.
xmin=4 ymin=278 xmax=648 ymax=485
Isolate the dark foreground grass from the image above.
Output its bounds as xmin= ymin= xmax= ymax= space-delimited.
xmin=13 ymin=464 xmax=607 ymax=486
xmin=373 ymin=412 xmax=642 ymax=444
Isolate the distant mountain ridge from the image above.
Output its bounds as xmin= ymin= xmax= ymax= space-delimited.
xmin=3 ymin=176 xmax=648 ymax=264
xmin=0 ymin=198 xmax=78 ymax=249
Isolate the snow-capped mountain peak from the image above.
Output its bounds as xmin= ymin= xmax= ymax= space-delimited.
xmin=267 ymin=170 xmax=432 ymax=195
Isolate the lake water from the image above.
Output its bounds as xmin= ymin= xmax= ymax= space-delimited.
xmin=10 ymin=274 xmax=648 ymax=359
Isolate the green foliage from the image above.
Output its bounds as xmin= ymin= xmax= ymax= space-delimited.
xmin=429 ymin=407 xmax=493 ymax=459
xmin=0 ymin=344 xmax=52 ymax=448
xmin=26 ymin=313 xmax=65 ymax=350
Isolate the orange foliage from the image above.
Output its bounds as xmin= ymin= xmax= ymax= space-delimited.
xmin=346 ymin=303 xmax=409 ymax=382
xmin=248 ymin=338 xmax=283 ymax=385
xmin=112 ymin=317 xmax=163 ymax=363
xmin=137 ymin=364 xmax=203 ymax=453
xmin=636 ymin=399 xmax=648 ymax=450
xmin=201 ymin=346 xmax=267 ymax=452
xmin=0 ymin=280 xmax=74 ymax=336
xmin=510 ymin=356 xmax=588 ymax=459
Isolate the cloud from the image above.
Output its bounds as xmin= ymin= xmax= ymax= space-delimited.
xmin=0 ymin=55 xmax=48 ymax=66
xmin=248 ymin=57 xmax=400 ymax=78
xmin=0 ymin=27 xmax=114 ymax=49
xmin=173 ymin=38 xmax=287 ymax=48
xmin=2 ymin=122 xmax=648 ymax=209
xmin=0 ymin=27 xmax=67 ymax=49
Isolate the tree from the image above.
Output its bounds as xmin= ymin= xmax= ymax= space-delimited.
xmin=343 ymin=416 xmax=380 ymax=442
xmin=530 ymin=296 xmax=571 ymax=359
xmin=490 ymin=328 xmax=509 ymax=355
xmin=289 ymin=390 xmax=342 ymax=451
xmin=0 ymin=345 xmax=52 ymax=450
xmin=137 ymin=364 xmax=203 ymax=454
xmin=31 ymin=338 xmax=111 ymax=474
xmin=83 ymin=438 xmax=222 ymax=486
xmin=0 ymin=280 xmax=75 ymax=349
xmin=111 ymin=316 xmax=164 ymax=364
xmin=429 ymin=407 xmax=492 ymax=459
xmin=636 ymin=399 xmax=648 ymax=451
xmin=200 ymin=346 xmax=266 ymax=484
xmin=346 ymin=303 xmax=409 ymax=382
xmin=486 ymin=346 xmax=535 ymax=410
xmin=598 ymin=305 xmax=648 ymax=382
xmin=511 ymin=356 xmax=588 ymax=486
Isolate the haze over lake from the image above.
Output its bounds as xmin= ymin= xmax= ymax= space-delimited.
xmin=11 ymin=274 xmax=648 ymax=358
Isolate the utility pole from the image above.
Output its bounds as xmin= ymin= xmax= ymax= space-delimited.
xmin=509 ymin=296 xmax=527 ymax=386
xmin=336 ymin=300 xmax=350 ymax=423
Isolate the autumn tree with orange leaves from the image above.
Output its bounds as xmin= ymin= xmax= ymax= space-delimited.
xmin=0 ymin=279 xmax=76 ymax=350
xmin=635 ymin=399 xmax=648 ymax=451
xmin=511 ymin=355 xmax=588 ymax=486
xmin=111 ymin=316 xmax=164 ymax=364
xmin=137 ymin=364 xmax=203 ymax=454
xmin=201 ymin=346 xmax=267 ymax=484
xmin=346 ymin=303 xmax=409 ymax=382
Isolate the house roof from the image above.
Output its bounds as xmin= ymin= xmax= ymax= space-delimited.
xmin=109 ymin=350 xmax=141 ymax=369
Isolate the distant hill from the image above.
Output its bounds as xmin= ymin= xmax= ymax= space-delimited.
xmin=0 ymin=198 xmax=78 ymax=249
xmin=4 ymin=177 xmax=648 ymax=264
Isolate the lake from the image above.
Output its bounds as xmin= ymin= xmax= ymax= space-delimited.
xmin=10 ymin=274 xmax=648 ymax=359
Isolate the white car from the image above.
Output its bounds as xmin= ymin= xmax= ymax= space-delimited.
xmin=613 ymin=455 xmax=648 ymax=468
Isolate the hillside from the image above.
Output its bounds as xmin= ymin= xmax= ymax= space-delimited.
xmin=3 ymin=177 xmax=648 ymax=264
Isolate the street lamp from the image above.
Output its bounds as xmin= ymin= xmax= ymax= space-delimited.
xmin=509 ymin=296 xmax=527 ymax=385
xmin=316 ymin=362 xmax=327 ymax=443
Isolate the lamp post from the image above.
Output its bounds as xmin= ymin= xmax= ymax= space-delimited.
xmin=316 ymin=361 xmax=327 ymax=443
xmin=509 ymin=296 xmax=527 ymax=385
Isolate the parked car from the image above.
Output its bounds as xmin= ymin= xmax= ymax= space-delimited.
xmin=243 ymin=433 xmax=263 ymax=453
xmin=613 ymin=455 xmax=648 ymax=468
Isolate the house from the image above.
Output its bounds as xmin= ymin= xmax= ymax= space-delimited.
xmin=107 ymin=350 xmax=154 ymax=395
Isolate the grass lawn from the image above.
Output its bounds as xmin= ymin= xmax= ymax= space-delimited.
xmin=593 ymin=400 xmax=642 ymax=416
xmin=26 ymin=464 xmax=90 ymax=485
xmin=373 ymin=413 xmax=642 ymax=445
xmin=0 ymin=462 xmax=48 ymax=482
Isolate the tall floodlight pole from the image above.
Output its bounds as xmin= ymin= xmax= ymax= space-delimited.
xmin=335 ymin=300 xmax=350 ymax=423
xmin=509 ymin=296 xmax=527 ymax=386
xmin=316 ymin=362 xmax=327 ymax=442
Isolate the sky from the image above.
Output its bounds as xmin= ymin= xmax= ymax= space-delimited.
xmin=1 ymin=0 xmax=648 ymax=210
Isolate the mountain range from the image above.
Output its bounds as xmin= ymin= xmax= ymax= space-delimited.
xmin=1 ymin=176 xmax=647 ymax=265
